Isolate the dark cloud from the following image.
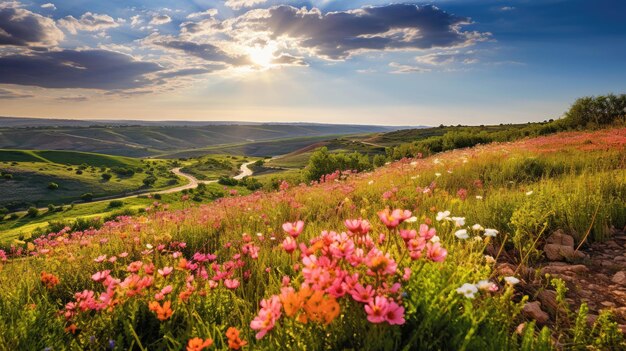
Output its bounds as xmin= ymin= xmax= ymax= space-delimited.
xmin=156 ymin=68 xmax=215 ymax=79
xmin=236 ymin=4 xmax=487 ymax=59
xmin=0 ymin=49 xmax=162 ymax=89
xmin=150 ymin=38 xmax=251 ymax=66
xmin=0 ymin=6 xmax=64 ymax=46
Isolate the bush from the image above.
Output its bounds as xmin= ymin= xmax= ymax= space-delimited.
xmin=218 ymin=177 xmax=239 ymax=186
xmin=143 ymin=175 xmax=157 ymax=187
xmin=101 ymin=173 xmax=112 ymax=181
xmin=3 ymin=173 xmax=13 ymax=180
xmin=47 ymin=182 xmax=59 ymax=190
xmin=27 ymin=207 xmax=39 ymax=217
xmin=75 ymin=170 xmax=83 ymax=175
xmin=81 ymin=193 xmax=94 ymax=202
xmin=108 ymin=200 xmax=124 ymax=208
xmin=47 ymin=204 xmax=55 ymax=212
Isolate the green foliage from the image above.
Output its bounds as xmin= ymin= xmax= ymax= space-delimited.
xmin=81 ymin=193 xmax=94 ymax=202
xmin=563 ymin=94 xmax=626 ymax=128
xmin=27 ymin=207 xmax=39 ymax=217
xmin=304 ymin=147 xmax=372 ymax=181
xmin=143 ymin=175 xmax=157 ymax=187
xmin=108 ymin=200 xmax=124 ymax=208
xmin=47 ymin=182 xmax=59 ymax=190
xmin=101 ymin=173 xmax=112 ymax=181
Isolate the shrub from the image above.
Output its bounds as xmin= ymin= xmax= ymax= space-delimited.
xmin=47 ymin=182 xmax=59 ymax=190
xmin=3 ymin=173 xmax=13 ymax=180
xmin=101 ymin=173 xmax=112 ymax=181
xmin=143 ymin=175 xmax=157 ymax=187
xmin=27 ymin=206 xmax=39 ymax=217
xmin=81 ymin=193 xmax=94 ymax=202
xmin=108 ymin=200 xmax=124 ymax=208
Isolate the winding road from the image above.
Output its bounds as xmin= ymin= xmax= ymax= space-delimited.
xmin=29 ymin=161 xmax=257 ymax=212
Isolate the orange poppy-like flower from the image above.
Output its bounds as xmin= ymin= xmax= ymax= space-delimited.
xmin=282 ymin=286 xmax=340 ymax=325
xmin=280 ymin=289 xmax=303 ymax=317
xmin=187 ymin=337 xmax=213 ymax=351
xmin=148 ymin=300 xmax=173 ymax=321
xmin=64 ymin=324 xmax=78 ymax=334
xmin=226 ymin=327 xmax=247 ymax=350
xmin=40 ymin=271 xmax=60 ymax=289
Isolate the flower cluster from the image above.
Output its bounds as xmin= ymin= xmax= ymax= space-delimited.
xmin=40 ymin=271 xmax=60 ymax=289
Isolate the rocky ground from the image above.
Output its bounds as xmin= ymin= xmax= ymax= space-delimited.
xmin=495 ymin=228 xmax=626 ymax=332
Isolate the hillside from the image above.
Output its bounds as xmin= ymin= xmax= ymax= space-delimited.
xmin=0 ymin=149 xmax=179 ymax=209
xmin=0 ymin=127 xmax=624 ymax=350
xmin=0 ymin=122 xmax=401 ymax=157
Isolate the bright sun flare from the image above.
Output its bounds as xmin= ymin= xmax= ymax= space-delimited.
xmin=247 ymin=44 xmax=275 ymax=68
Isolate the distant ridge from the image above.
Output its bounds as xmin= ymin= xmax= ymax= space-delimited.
xmin=0 ymin=116 xmax=420 ymax=129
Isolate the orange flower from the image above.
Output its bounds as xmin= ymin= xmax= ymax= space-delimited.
xmin=64 ymin=324 xmax=78 ymax=334
xmin=280 ymin=289 xmax=303 ymax=317
xmin=187 ymin=337 xmax=213 ymax=351
xmin=40 ymin=271 xmax=60 ymax=289
xmin=226 ymin=327 xmax=247 ymax=350
xmin=149 ymin=300 xmax=173 ymax=321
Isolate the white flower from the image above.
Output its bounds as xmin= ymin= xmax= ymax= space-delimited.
xmin=256 ymin=233 xmax=263 ymax=237
xmin=484 ymin=255 xmax=496 ymax=264
xmin=525 ymin=191 xmax=534 ymax=196
xmin=447 ymin=170 xmax=453 ymax=174
xmin=410 ymin=161 xmax=418 ymax=166
xmin=473 ymin=236 xmax=483 ymax=242
xmin=472 ymin=224 xmax=484 ymax=231
xmin=405 ymin=216 xmax=418 ymax=223
xmin=410 ymin=176 xmax=418 ymax=180
xmin=484 ymin=228 xmax=499 ymax=237
xmin=455 ymin=229 xmax=469 ymax=240
xmin=368 ymin=180 xmax=374 ymax=185
xmin=434 ymin=158 xmax=442 ymax=164
xmin=475 ymin=195 xmax=483 ymax=200
xmin=146 ymin=244 xmax=153 ymax=249
xmin=449 ymin=216 xmax=466 ymax=227
xmin=436 ymin=211 xmax=451 ymax=221
xmin=476 ymin=280 xmax=495 ymax=291
xmin=504 ymin=276 xmax=520 ymax=285
xmin=435 ymin=172 xmax=442 ymax=177
xmin=456 ymin=283 xmax=478 ymax=298
xmin=430 ymin=235 xmax=440 ymax=243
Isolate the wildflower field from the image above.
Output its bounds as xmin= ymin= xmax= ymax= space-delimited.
xmin=0 ymin=127 xmax=624 ymax=350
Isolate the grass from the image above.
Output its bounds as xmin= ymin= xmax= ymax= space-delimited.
xmin=179 ymin=155 xmax=252 ymax=181
xmin=0 ymin=149 xmax=181 ymax=209
xmin=0 ymin=127 xmax=624 ymax=350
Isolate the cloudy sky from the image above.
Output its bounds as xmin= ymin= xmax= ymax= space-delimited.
xmin=0 ymin=0 xmax=624 ymax=125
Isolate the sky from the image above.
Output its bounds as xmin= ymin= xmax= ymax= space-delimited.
xmin=0 ymin=0 xmax=624 ymax=126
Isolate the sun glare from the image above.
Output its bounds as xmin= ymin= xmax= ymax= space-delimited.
xmin=247 ymin=44 xmax=275 ymax=68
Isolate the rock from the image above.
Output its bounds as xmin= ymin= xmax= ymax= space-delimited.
xmin=496 ymin=263 xmax=516 ymax=276
xmin=522 ymin=301 xmax=550 ymax=324
xmin=544 ymin=244 xmax=586 ymax=261
xmin=540 ymin=264 xmax=589 ymax=275
xmin=612 ymin=271 xmax=626 ymax=285
xmin=537 ymin=290 xmax=559 ymax=316
xmin=546 ymin=230 xmax=575 ymax=247
xmin=601 ymin=301 xmax=616 ymax=308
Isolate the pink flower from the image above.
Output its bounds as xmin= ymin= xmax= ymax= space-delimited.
xmin=350 ymin=283 xmax=375 ymax=304
xmin=282 ymin=221 xmax=304 ymax=238
xmin=365 ymin=296 xmax=389 ymax=323
xmin=402 ymin=267 xmax=412 ymax=281
xmin=377 ymin=209 xmax=412 ymax=229
xmin=224 ymin=279 xmax=240 ymax=289
xmin=250 ymin=295 xmax=282 ymax=339
xmin=91 ymin=270 xmax=111 ymax=283
xmin=400 ymin=229 xmax=417 ymax=242
xmin=385 ymin=300 xmax=406 ymax=325
xmin=418 ymin=224 xmax=436 ymax=241
xmin=158 ymin=267 xmax=173 ymax=277
xmin=426 ymin=242 xmax=447 ymax=262
xmin=282 ymin=237 xmax=297 ymax=253
xmin=344 ymin=218 xmax=371 ymax=235
xmin=127 ymin=261 xmax=143 ymax=273
xmin=94 ymin=255 xmax=107 ymax=263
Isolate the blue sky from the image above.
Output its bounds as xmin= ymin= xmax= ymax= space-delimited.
xmin=0 ymin=0 xmax=624 ymax=125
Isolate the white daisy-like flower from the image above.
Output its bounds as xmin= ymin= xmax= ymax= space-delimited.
xmin=484 ymin=228 xmax=499 ymax=237
xmin=436 ymin=211 xmax=451 ymax=221
xmin=435 ymin=172 xmax=442 ymax=177
xmin=368 ymin=180 xmax=374 ymax=185
xmin=484 ymin=255 xmax=496 ymax=264
xmin=472 ymin=224 xmax=484 ymax=231
xmin=405 ymin=216 xmax=418 ymax=223
xmin=449 ymin=216 xmax=466 ymax=227
xmin=455 ymin=229 xmax=469 ymax=240
xmin=504 ymin=276 xmax=520 ymax=285
xmin=476 ymin=195 xmax=483 ymax=200
xmin=473 ymin=236 xmax=483 ymax=242
xmin=430 ymin=235 xmax=440 ymax=243
xmin=456 ymin=283 xmax=478 ymax=298
xmin=525 ymin=191 xmax=534 ymax=196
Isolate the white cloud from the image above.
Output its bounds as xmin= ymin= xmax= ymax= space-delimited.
xmin=500 ymin=6 xmax=515 ymax=11
xmin=41 ymin=3 xmax=56 ymax=10
xmin=187 ymin=9 xmax=218 ymax=19
xmin=389 ymin=62 xmax=431 ymax=74
xmin=0 ymin=5 xmax=64 ymax=46
xmin=150 ymin=14 xmax=172 ymax=25
xmin=224 ymin=0 xmax=268 ymax=10
xmin=58 ymin=12 xmax=120 ymax=34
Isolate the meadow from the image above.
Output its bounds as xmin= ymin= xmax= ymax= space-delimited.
xmin=0 ymin=127 xmax=623 ymax=350
xmin=0 ymin=150 xmax=181 ymax=210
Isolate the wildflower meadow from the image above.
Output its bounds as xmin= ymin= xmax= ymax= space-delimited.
xmin=0 ymin=127 xmax=624 ymax=350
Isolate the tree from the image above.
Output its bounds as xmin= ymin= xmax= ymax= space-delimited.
xmin=27 ymin=206 xmax=39 ymax=217
xmin=143 ymin=175 xmax=157 ymax=187
xmin=81 ymin=193 xmax=94 ymax=202
xmin=101 ymin=173 xmax=112 ymax=181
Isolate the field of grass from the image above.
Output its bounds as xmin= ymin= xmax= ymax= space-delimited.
xmin=180 ymin=155 xmax=252 ymax=181
xmin=0 ymin=150 xmax=181 ymax=210
xmin=0 ymin=128 xmax=623 ymax=350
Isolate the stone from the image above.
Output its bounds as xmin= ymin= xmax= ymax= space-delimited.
xmin=496 ymin=263 xmax=516 ymax=276
xmin=612 ymin=271 xmax=626 ymax=285
xmin=601 ymin=301 xmax=616 ymax=308
xmin=543 ymin=244 xmax=586 ymax=261
xmin=546 ymin=230 xmax=575 ymax=248
xmin=522 ymin=301 xmax=550 ymax=324
xmin=540 ymin=264 xmax=588 ymax=275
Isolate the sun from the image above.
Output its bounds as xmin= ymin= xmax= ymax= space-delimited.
xmin=247 ymin=44 xmax=275 ymax=68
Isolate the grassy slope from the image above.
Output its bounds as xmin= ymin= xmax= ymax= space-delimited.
xmin=0 ymin=150 xmax=179 ymax=208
